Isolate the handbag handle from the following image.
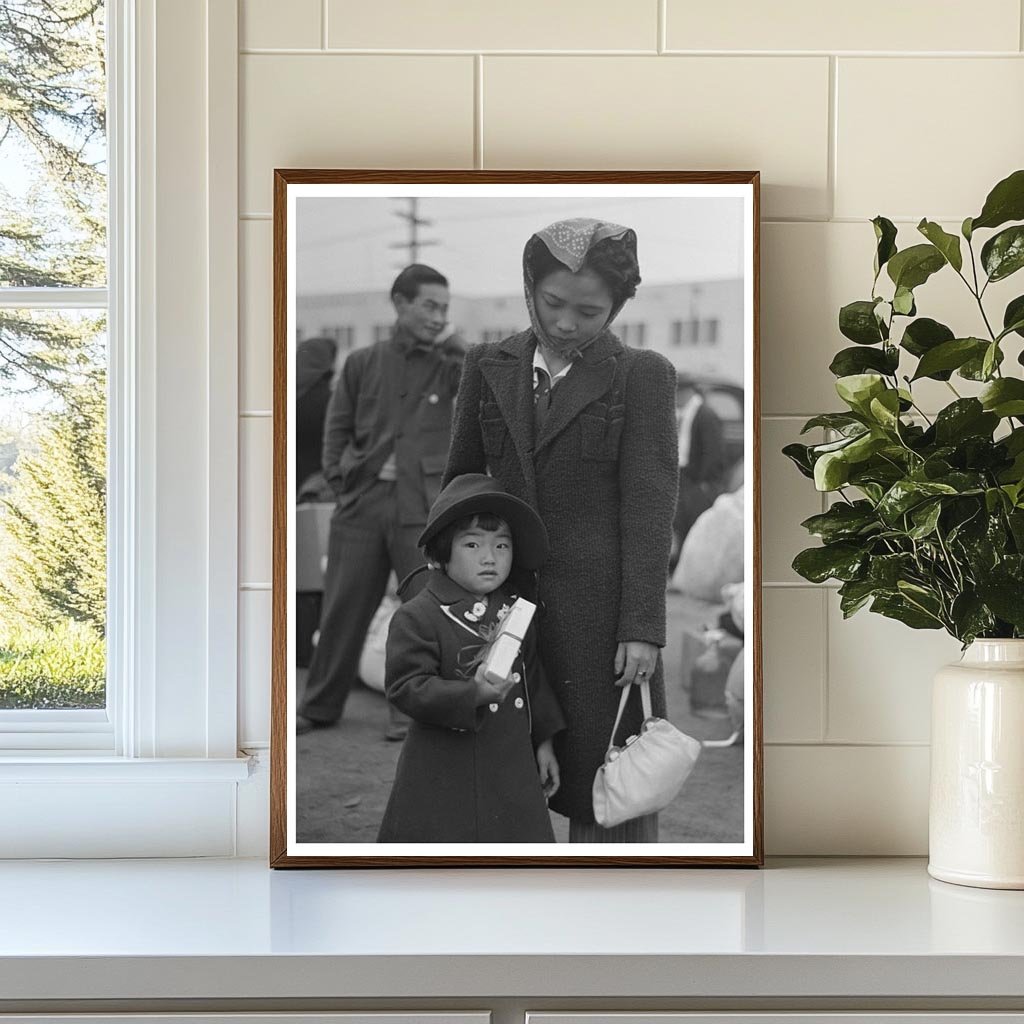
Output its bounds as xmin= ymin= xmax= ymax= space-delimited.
xmin=606 ymin=676 xmax=654 ymax=754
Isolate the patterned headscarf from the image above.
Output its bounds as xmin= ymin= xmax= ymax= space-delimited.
xmin=523 ymin=218 xmax=639 ymax=357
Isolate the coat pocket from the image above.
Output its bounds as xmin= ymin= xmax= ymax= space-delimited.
xmin=480 ymin=416 xmax=507 ymax=461
xmin=580 ymin=408 xmax=625 ymax=462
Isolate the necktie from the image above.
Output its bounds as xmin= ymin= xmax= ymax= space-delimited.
xmin=534 ymin=366 xmax=552 ymax=437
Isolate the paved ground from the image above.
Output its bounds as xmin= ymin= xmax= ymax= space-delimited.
xmin=296 ymin=590 xmax=744 ymax=845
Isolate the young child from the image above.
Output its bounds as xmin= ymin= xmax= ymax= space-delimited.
xmin=377 ymin=473 xmax=564 ymax=843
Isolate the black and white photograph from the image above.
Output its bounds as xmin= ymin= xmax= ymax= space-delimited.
xmin=272 ymin=172 xmax=761 ymax=866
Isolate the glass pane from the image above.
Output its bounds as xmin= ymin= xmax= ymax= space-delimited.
xmin=0 ymin=2 xmax=107 ymax=289
xmin=0 ymin=309 xmax=106 ymax=709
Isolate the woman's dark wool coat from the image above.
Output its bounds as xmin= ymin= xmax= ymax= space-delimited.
xmin=443 ymin=330 xmax=679 ymax=823
xmin=378 ymin=570 xmax=564 ymax=843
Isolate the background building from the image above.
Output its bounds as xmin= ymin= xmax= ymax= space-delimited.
xmin=296 ymin=277 xmax=744 ymax=385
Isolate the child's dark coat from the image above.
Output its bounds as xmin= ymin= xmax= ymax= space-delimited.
xmin=378 ymin=570 xmax=564 ymax=843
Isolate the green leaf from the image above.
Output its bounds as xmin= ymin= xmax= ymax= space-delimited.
xmin=962 ymin=216 xmax=974 ymax=241
xmin=887 ymin=244 xmax=946 ymax=291
xmin=839 ymin=300 xmax=886 ymax=345
xmin=950 ymin=592 xmax=996 ymax=644
xmin=814 ymin=450 xmax=851 ymax=491
xmin=782 ymin=442 xmax=815 ymax=479
xmin=801 ymin=501 xmax=879 ymax=543
xmin=982 ymin=342 xmax=1000 ymax=381
xmin=908 ymin=500 xmax=943 ymax=539
xmin=933 ymin=399 xmax=999 ymax=445
xmin=838 ymin=579 xmax=877 ymax=617
xmin=980 ymin=378 xmax=1024 ymax=418
xmin=872 ymin=216 xmax=898 ymax=277
xmin=877 ymin=479 xmax=958 ymax=524
xmin=868 ymin=389 xmax=902 ymax=430
xmin=981 ymin=225 xmax=1024 ymax=283
xmin=976 ymin=580 xmax=1024 ymax=629
xmin=917 ymin=219 xmax=963 ymax=272
xmin=1003 ymin=295 xmax=1024 ymax=339
xmin=900 ymin=317 xmax=955 ymax=363
xmin=872 ymin=594 xmax=943 ymax=630
xmin=835 ymin=373 xmax=886 ymax=413
xmin=829 ymin=345 xmax=899 ymax=378
xmin=911 ymin=337 xmax=988 ymax=381
xmin=792 ymin=542 xmax=865 ymax=584
xmin=868 ymin=553 xmax=915 ymax=587
xmin=971 ymin=168 xmax=1024 ymax=232
xmin=892 ymin=286 xmax=916 ymax=316
xmin=800 ymin=413 xmax=865 ymax=435
xmin=960 ymin=344 xmax=1004 ymax=381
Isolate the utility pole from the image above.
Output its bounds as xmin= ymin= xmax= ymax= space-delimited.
xmin=390 ymin=198 xmax=438 ymax=266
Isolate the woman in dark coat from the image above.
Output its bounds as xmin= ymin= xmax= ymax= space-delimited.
xmin=443 ymin=219 xmax=678 ymax=842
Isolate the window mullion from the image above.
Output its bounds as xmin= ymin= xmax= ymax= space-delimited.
xmin=0 ymin=287 xmax=108 ymax=310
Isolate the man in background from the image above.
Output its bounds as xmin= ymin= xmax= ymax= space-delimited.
xmin=297 ymin=264 xmax=464 ymax=738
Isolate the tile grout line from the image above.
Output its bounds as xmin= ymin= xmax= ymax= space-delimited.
xmin=474 ymin=55 xmax=484 ymax=170
xmin=237 ymin=47 xmax=1024 ymax=57
xmin=1020 ymin=0 xmax=1024 ymax=51
xmin=321 ymin=0 xmax=328 ymax=50
xmin=827 ymin=55 xmax=839 ymax=221
xmin=657 ymin=0 xmax=666 ymax=53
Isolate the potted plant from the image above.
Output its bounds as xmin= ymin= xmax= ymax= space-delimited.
xmin=785 ymin=169 xmax=1024 ymax=889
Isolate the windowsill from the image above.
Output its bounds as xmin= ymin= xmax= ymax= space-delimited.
xmin=0 ymin=754 xmax=252 ymax=781
xmin=0 ymin=857 xmax=1023 ymax=1003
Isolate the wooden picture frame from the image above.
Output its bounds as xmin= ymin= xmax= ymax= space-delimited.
xmin=271 ymin=170 xmax=762 ymax=867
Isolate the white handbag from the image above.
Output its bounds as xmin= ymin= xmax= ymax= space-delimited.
xmin=592 ymin=677 xmax=702 ymax=829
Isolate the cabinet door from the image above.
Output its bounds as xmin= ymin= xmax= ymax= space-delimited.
xmin=0 ymin=1015 xmax=490 ymax=1024
xmin=529 ymin=1016 xmax=1024 ymax=1024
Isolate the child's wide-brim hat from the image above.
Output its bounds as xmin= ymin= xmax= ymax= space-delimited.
xmin=418 ymin=473 xmax=549 ymax=570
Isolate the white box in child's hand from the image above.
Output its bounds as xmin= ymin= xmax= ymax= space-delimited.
xmin=482 ymin=597 xmax=535 ymax=684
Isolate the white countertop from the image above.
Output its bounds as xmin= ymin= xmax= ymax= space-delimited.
xmin=2 ymin=857 xmax=1024 ymax=1001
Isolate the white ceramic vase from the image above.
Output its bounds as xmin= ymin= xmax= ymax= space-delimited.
xmin=929 ymin=639 xmax=1024 ymax=889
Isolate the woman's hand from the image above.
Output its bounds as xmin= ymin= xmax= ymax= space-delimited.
xmin=535 ymin=739 xmax=560 ymax=798
xmin=614 ymin=641 xmax=659 ymax=687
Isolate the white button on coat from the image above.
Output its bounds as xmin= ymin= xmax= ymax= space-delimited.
xmin=514 ymin=697 xmax=524 ymax=709
xmin=489 ymin=703 xmax=499 ymax=713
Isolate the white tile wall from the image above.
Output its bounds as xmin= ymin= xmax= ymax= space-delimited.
xmin=483 ymin=57 xmax=831 ymax=220
xmin=762 ymin=589 xmax=825 ymax=744
xmin=241 ymin=0 xmax=322 ymax=50
xmin=239 ymin=590 xmax=272 ymax=748
xmin=236 ymin=3 xmax=1024 ymax=854
xmin=240 ymin=219 xmax=273 ymax=412
xmin=666 ymin=0 xmax=1021 ymax=53
xmin=326 ymin=0 xmax=658 ymax=51
xmin=240 ymin=54 xmax=475 ymax=212
xmin=836 ymin=58 xmax=1024 ymax=220
xmin=239 ymin=416 xmax=273 ymax=587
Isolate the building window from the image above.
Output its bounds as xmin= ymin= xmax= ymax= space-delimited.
xmin=619 ymin=322 xmax=646 ymax=347
xmin=0 ymin=1 xmax=108 ymax=713
xmin=704 ymin=318 xmax=719 ymax=345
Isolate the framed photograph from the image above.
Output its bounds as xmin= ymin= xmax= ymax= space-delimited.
xmin=271 ymin=170 xmax=762 ymax=867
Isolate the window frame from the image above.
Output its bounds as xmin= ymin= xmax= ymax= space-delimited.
xmin=0 ymin=0 xmax=243 ymax=770
xmin=0 ymin=7 xmax=117 ymax=751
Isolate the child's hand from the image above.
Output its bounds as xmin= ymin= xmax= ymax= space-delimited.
xmin=473 ymin=662 xmax=519 ymax=704
xmin=535 ymin=739 xmax=560 ymax=799
xmin=473 ymin=663 xmax=506 ymax=706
